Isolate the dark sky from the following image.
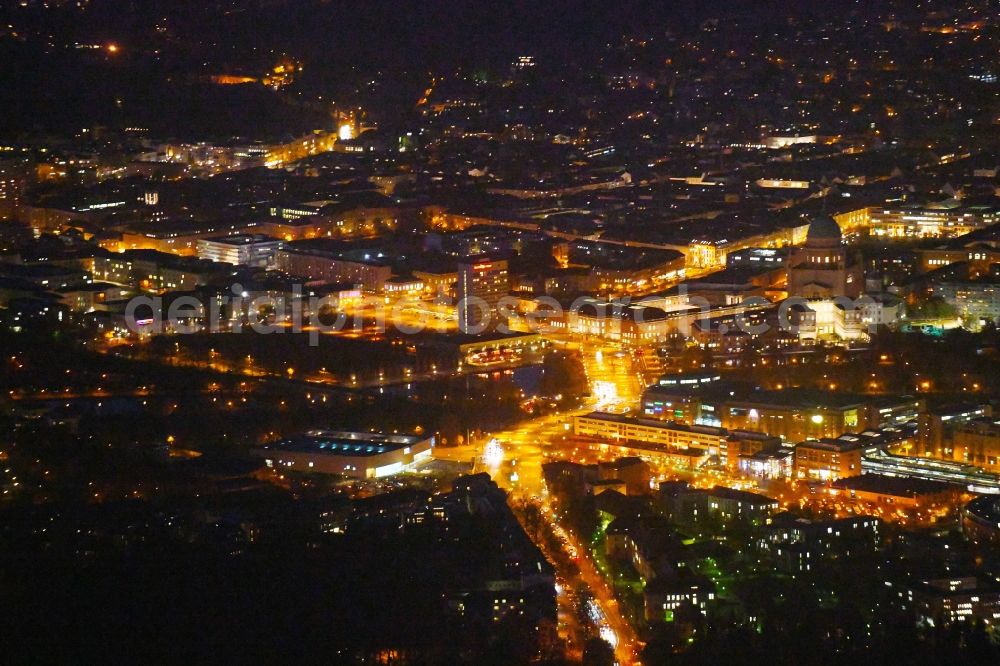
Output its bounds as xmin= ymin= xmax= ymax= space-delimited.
xmin=0 ymin=0 xmax=943 ymax=138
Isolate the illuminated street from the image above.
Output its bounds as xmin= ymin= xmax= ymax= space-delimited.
xmin=6 ymin=2 xmax=1000 ymax=663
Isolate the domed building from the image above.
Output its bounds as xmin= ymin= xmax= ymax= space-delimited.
xmin=787 ymin=215 xmax=863 ymax=299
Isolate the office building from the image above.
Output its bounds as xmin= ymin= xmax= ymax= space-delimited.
xmin=794 ymin=439 xmax=863 ymax=482
xmin=870 ymin=202 xmax=999 ymax=239
xmin=641 ymin=382 xmax=923 ymax=443
xmin=197 ymin=234 xmax=283 ymax=267
xmin=574 ymin=411 xmax=779 ymax=470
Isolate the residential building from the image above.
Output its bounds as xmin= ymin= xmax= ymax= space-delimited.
xmin=457 ymin=256 xmax=509 ymax=333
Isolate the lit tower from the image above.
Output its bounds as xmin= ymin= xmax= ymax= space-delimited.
xmin=457 ymin=255 xmax=509 ymax=334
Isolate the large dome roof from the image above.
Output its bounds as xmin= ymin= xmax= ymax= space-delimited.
xmin=806 ymin=215 xmax=843 ymax=242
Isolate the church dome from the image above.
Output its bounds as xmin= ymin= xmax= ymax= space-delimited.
xmin=805 ymin=215 xmax=843 ymax=246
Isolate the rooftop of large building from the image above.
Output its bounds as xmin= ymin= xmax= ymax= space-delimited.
xmin=574 ymin=300 xmax=670 ymax=322
xmin=200 ymin=233 xmax=281 ymax=246
xmin=257 ymin=430 xmax=429 ymax=458
xmin=796 ymin=438 xmax=864 ymax=453
xmin=828 ymin=424 xmax=917 ymax=448
xmin=832 ymin=473 xmax=955 ymax=497
xmin=276 ymin=240 xmax=392 ymax=266
xmin=644 ymin=380 xmax=877 ymax=410
xmin=578 ymin=411 xmax=728 ymax=436
xmin=110 ymin=249 xmax=232 ymax=272
xmin=654 ymin=371 xmax=723 ymax=388
xmin=124 ymin=218 xmax=258 ymax=238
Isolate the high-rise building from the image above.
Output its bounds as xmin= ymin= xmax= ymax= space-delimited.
xmin=457 ymin=256 xmax=509 ymax=333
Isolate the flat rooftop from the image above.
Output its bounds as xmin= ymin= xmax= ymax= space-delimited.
xmin=796 ymin=438 xmax=863 ymax=453
xmin=201 ymin=234 xmax=280 ymax=245
xmin=832 ymin=473 xmax=955 ymax=497
xmin=259 ymin=430 xmax=427 ymax=457
xmin=645 ymin=381 xmax=875 ymax=410
xmin=578 ymin=411 xmax=726 ymax=437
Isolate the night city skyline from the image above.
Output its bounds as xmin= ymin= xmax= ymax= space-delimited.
xmin=2 ymin=1 xmax=1000 ymax=664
